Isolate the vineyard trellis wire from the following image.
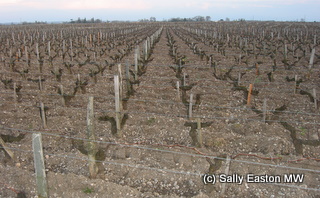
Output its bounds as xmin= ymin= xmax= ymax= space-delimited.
xmin=1 ymin=125 xmax=320 ymax=171
xmin=1 ymin=126 xmax=320 ymax=193
xmin=1 ymin=68 xmax=320 ymax=87
xmin=1 ymin=93 xmax=320 ymax=117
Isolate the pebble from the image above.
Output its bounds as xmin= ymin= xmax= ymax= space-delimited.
xmin=300 ymin=184 xmax=307 ymax=189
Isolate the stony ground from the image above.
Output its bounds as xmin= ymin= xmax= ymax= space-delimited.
xmin=0 ymin=22 xmax=320 ymax=197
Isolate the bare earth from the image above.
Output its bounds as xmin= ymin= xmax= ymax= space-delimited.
xmin=0 ymin=21 xmax=320 ymax=197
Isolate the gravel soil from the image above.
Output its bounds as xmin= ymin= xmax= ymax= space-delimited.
xmin=0 ymin=22 xmax=319 ymax=197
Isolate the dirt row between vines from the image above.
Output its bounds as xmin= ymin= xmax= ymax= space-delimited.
xmin=0 ymin=24 xmax=319 ymax=197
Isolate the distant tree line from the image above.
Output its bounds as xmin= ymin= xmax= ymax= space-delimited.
xmin=138 ymin=17 xmax=157 ymax=22
xmin=138 ymin=16 xmax=212 ymax=22
xmin=167 ymin=16 xmax=211 ymax=22
xmin=21 ymin=21 xmax=47 ymax=25
xmin=70 ymin=17 xmax=102 ymax=23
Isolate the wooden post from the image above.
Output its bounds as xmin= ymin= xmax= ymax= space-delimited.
xmin=238 ymin=73 xmax=241 ymax=86
xmin=309 ymin=48 xmax=315 ymax=69
xmin=32 ymin=133 xmax=48 ymax=198
xmin=220 ymin=156 xmax=231 ymax=195
xmin=313 ymin=88 xmax=317 ymax=109
xmin=196 ymin=118 xmax=203 ymax=148
xmin=70 ymin=39 xmax=73 ymax=61
xmin=39 ymin=76 xmax=43 ymax=91
xmin=134 ymin=48 xmax=138 ymax=80
xmin=17 ymin=49 xmax=21 ymax=61
xmin=294 ymin=75 xmax=298 ymax=94
xmin=114 ymin=75 xmax=122 ymax=137
xmin=136 ymin=45 xmax=140 ymax=60
xmin=144 ymin=40 xmax=148 ymax=61
xmin=97 ymin=32 xmax=100 ymax=45
xmin=12 ymin=32 xmax=15 ymax=44
xmin=183 ymin=73 xmax=186 ymax=86
xmin=117 ymin=64 xmax=123 ymax=102
xmin=151 ymin=35 xmax=154 ymax=47
xmin=284 ymin=44 xmax=287 ymax=60
xmin=262 ymin=98 xmax=267 ymax=123
xmin=176 ymin=81 xmax=180 ymax=100
xmin=247 ymin=84 xmax=253 ymax=106
xmin=86 ymin=96 xmax=98 ymax=178
xmin=47 ymin=41 xmax=51 ymax=57
xmin=36 ymin=43 xmax=40 ymax=60
xmin=25 ymin=46 xmax=28 ymax=66
xmin=40 ymin=102 xmax=47 ymax=128
xmin=189 ymin=94 xmax=193 ymax=119
xmin=125 ymin=61 xmax=130 ymax=81
xmin=36 ymin=44 xmax=42 ymax=73
xmin=147 ymin=37 xmax=151 ymax=51
xmin=197 ymin=118 xmax=201 ymax=130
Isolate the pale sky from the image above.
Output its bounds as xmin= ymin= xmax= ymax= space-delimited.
xmin=0 ymin=0 xmax=319 ymax=23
